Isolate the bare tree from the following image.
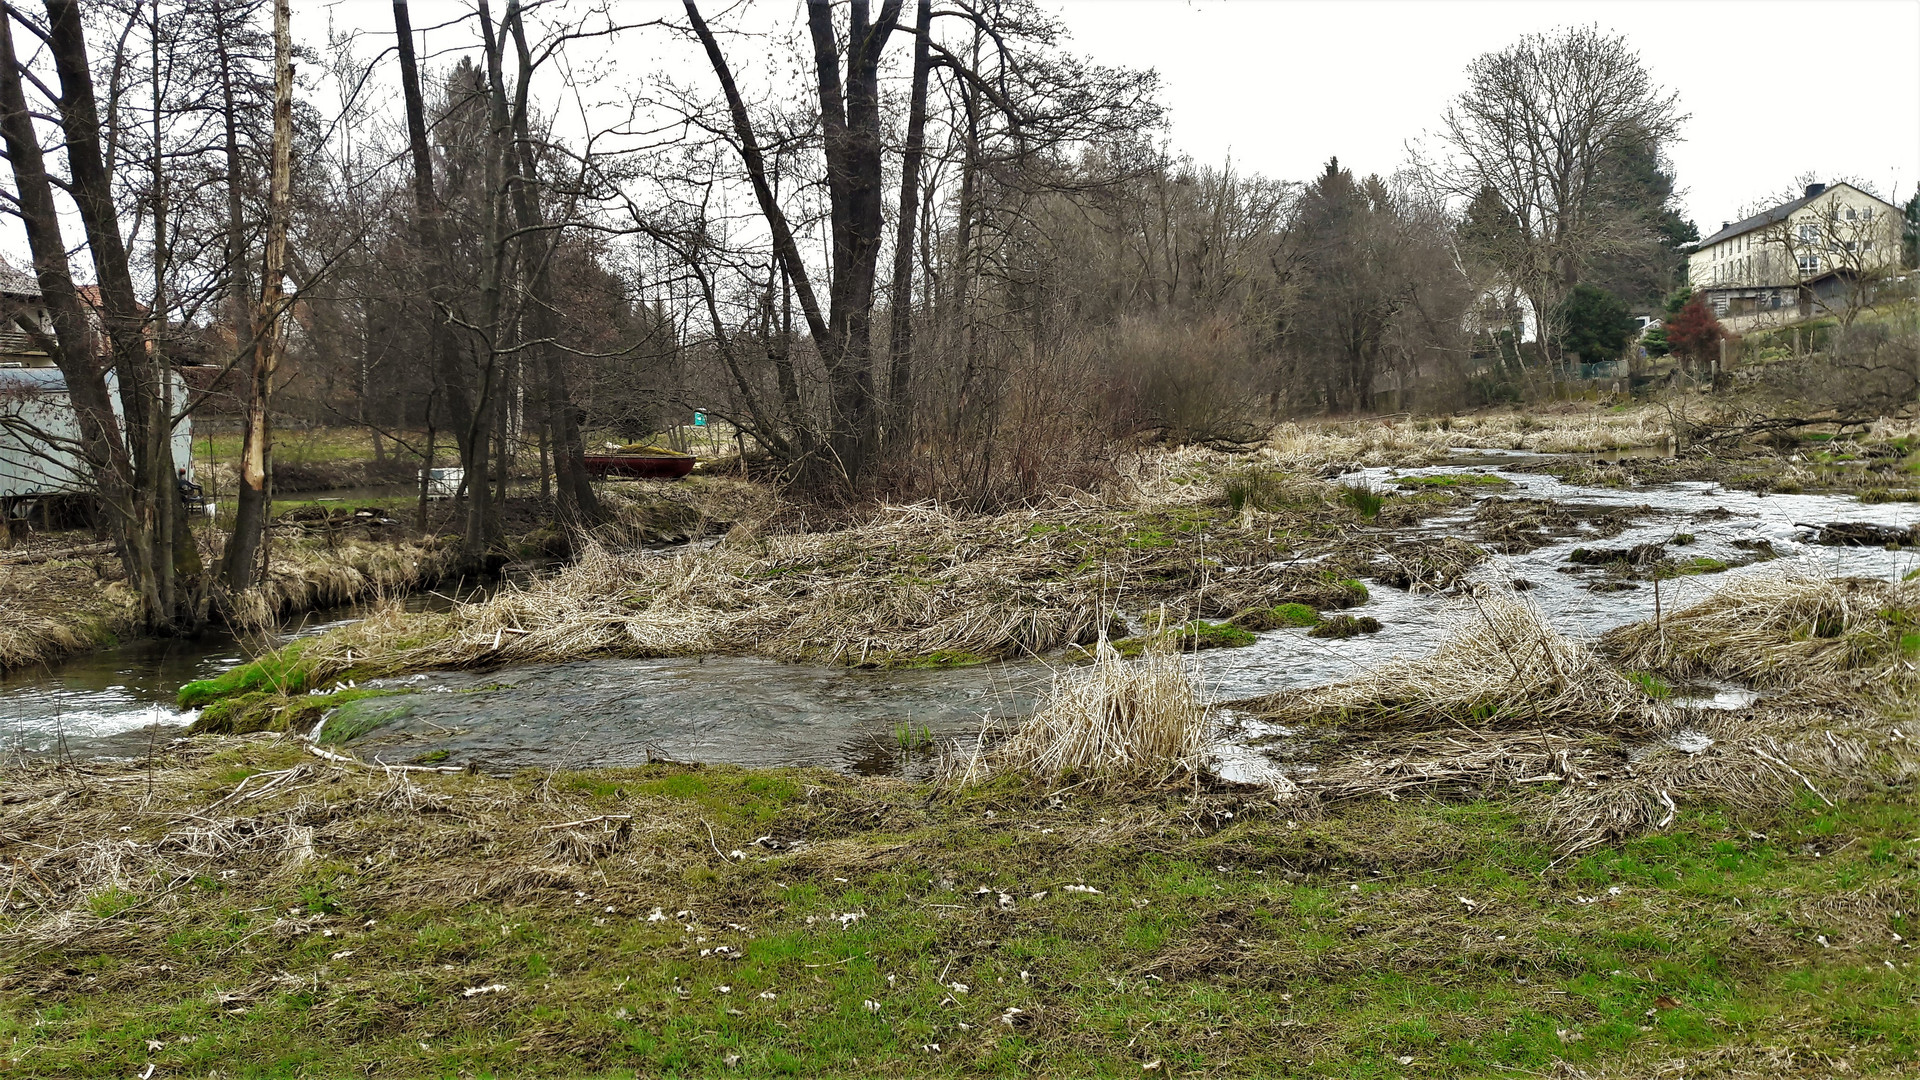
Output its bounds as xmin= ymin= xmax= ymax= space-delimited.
xmin=1432 ymin=25 xmax=1684 ymax=374
xmin=685 ymin=0 xmax=904 ymax=484
xmin=0 ymin=0 xmax=203 ymax=630
xmin=215 ymin=0 xmax=291 ymax=595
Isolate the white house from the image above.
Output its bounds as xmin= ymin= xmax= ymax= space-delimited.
xmin=1687 ymin=182 xmax=1904 ymax=326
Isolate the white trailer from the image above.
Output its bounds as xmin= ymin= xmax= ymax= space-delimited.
xmin=0 ymin=367 xmax=194 ymax=500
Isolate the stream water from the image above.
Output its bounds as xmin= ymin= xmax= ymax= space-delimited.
xmin=6 ymin=454 xmax=1917 ymax=778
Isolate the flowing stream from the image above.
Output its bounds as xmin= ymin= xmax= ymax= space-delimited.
xmin=5 ymin=454 xmax=1917 ymax=778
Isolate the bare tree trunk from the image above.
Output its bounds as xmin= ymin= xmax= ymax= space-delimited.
xmin=416 ymin=402 xmax=435 ymax=532
xmin=213 ymin=4 xmax=251 ymax=354
xmin=394 ymin=0 xmax=489 ymax=565
xmin=805 ymin=0 xmax=899 ymax=481
xmin=504 ymin=0 xmax=598 ymax=525
xmin=219 ymin=0 xmax=292 ymax=596
xmin=31 ymin=0 xmax=203 ymax=630
xmin=883 ymin=0 xmax=931 ymax=446
xmin=0 ymin=8 xmax=134 ymax=562
xmin=686 ymin=0 xmax=899 ymax=486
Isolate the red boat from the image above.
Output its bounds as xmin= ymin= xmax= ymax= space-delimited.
xmin=581 ymin=453 xmax=697 ymax=480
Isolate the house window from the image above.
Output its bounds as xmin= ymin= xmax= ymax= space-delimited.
xmin=1798 ymin=254 xmax=1820 ymax=275
xmin=1769 ymin=292 xmax=1781 ymax=309
xmin=1864 ymin=241 xmax=1875 ymax=252
xmin=1797 ymin=223 xmax=1819 ymax=244
xmin=1846 ymin=207 xmax=1857 ymax=220
xmin=1843 ymin=240 xmax=1858 ymax=253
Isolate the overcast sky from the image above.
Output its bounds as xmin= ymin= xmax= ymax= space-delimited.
xmin=300 ymin=0 xmax=1920 ymax=227
xmin=1053 ymin=0 xmax=1920 ymax=225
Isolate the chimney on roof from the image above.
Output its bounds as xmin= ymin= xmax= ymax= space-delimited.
xmin=1805 ymin=183 xmax=1827 ymax=198
xmin=1720 ymin=221 xmax=1730 ymax=231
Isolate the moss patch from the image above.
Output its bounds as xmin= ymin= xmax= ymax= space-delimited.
xmin=870 ymin=649 xmax=991 ymax=670
xmin=178 ymin=640 xmax=319 ymax=709
xmin=188 ymin=687 xmax=411 ymax=737
xmin=1113 ymin=620 xmax=1257 ymax=656
xmin=1230 ymin=603 xmax=1321 ymax=631
xmin=1393 ymin=472 xmax=1512 ymax=489
xmin=315 ymin=693 xmax=419 ymax=745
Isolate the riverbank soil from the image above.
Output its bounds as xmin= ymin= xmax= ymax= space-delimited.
xmin=1 ymin=744 xmax=1914 ymax=1078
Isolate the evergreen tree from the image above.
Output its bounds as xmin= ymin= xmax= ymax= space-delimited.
xmin=1584 ymin=129 xmax=1697 ymax=309
xmin=1639 ymin=286 xmax=1693 ymax=357
xmin=1556 ymin=283 xmax=1635 ymax=363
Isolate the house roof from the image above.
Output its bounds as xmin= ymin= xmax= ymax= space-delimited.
xmin=1697 ymin=182 xmax=1897 ymax=248
xmin=0 ymin=257 xmax=41 ymax=299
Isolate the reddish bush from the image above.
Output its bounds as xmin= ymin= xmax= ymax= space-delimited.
xmin=1665 ymin=293 xmax=1728 ymax=368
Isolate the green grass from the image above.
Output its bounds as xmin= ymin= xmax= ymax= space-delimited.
xmin=199 ymin=426 xmax=411 ymax=467
xmin=1223 ymin=468 xmax=1313 ymax=514
xmin=272 ymin=494 xmax=422 ymax=517
xmin=3 ymin=750 xmax=1915 ymax=1079
xmin=1675 ymin=557 xmax=1731 ymax=576
xmin=1626 ymin=670 xmax=1672 ymax=699
xmin=177 ymin=640 xmax=320 ymax=708
xmin=1338 ymin=483 xmax=1384 ymax=520
xmin=1393 ymin=473 xmax=1511 ymax=489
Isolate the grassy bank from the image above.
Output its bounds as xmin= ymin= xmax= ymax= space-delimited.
xmin=1 ymin=742 xmax=1913 ymax=1078
xmin=0 ymin=547 xmax=139 ymax=671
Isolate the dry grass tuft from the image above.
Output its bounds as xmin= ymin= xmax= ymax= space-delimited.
xmin=1254 ymin=407 xmax=1676 ymax=471
xmin=0 ymin=558 xmax=139 ymax=671
xmin=1603 ymin=571 xmax=1920 ymax=689
xmin=1261 ymin=422 xmax=1457 ymax=470
xmin=213 ymin=537 xmax=460 ymax=632
xmin=1538 ymin=703 xmax=1910 ymax=851
xmin=941 ymin=645 xmax=1214 ymax=788
xmin=1255 ymin=591 xmax=1671 ymax=734
xmin=1232 ymin=574 xmax=1920 ymax=850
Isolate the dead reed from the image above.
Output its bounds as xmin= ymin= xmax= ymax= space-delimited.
xmin=1602 ymin=570 xmax=1920 ymax=689
xmin=1255 ymin=406 xmax=1675 ymax=470
xmin=1233 ymin=574 xmax=1919 ymax=850
xmin=940 ymin=644 xmax=1215 ymax=787
xmin=1253 ymin=591 xmax=1671 ymax=734
xmin=0 ymin=559 xmax=138 ymax=672
xmin=235 ymin=466 xmax=1418 ymax=691
xmin=222 ymin=537 xmax=459 ymax=630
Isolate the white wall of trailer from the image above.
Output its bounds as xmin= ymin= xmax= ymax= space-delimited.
xmin=0 ymin=369 xmax=193 ymax=499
